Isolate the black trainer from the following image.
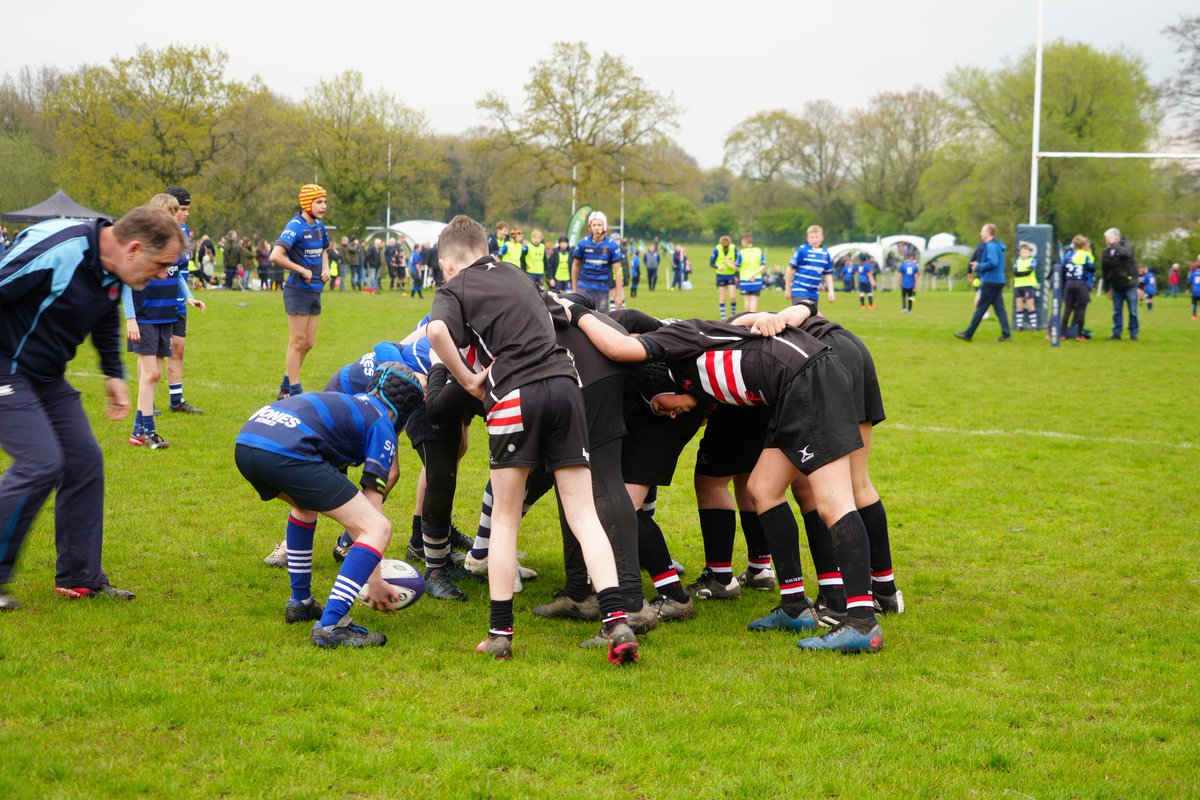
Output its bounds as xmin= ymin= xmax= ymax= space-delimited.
xmin=169 ymin=400 xmax=204 ymax=414
xmin=424 ymin=568 xmax=467 ymax=601
xmin=449 ymin=525 xmax=474 ymax=551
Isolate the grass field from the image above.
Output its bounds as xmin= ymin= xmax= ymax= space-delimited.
xmin=1 ymin=280 xmax=1197 ymax=799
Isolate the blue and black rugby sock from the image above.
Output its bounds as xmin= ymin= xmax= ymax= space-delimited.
xmin=169 ymin=383 xmax=183 ymax=407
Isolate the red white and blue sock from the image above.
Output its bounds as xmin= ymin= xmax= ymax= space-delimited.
xmin=286 ymin=514 xmax=316 ymax=602
xmin=319 ymin=542 xmax=382 ymax=627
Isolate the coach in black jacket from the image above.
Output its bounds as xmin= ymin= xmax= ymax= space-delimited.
xmin=1101 ymin=227 xmax=1139 ymax=340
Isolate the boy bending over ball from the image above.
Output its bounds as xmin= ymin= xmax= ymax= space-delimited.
xmin=235 ymin=363 xmax=424 ymax=648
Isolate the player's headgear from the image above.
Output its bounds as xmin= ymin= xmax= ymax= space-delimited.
xmin=588 ymin=211 xmax=608 ymax=231
xmin=163 ymin=186 xmax=191 ymax=206
xmin=299 ymin=184 xmax=327 ymax=214
xmin=637 ymin=359 xmax=678 ymax=407
xmin=367 ymin=361 xmax=425 ymax=432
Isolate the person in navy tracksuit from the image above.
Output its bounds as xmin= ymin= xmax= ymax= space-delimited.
xmin=0 ymin=207 xmax=183 ymax=609
xmin=955 ymin=223 xmax=1011 ymax=342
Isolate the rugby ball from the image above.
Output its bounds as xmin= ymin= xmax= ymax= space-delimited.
xmin=358 ymin=558 xmax=425 ymax=610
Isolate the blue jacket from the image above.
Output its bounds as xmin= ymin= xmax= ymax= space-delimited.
xmin=976 ymin=239 xmax=1007 ymax=285
xmin=0 ymin=219 xmax=125 ymax=381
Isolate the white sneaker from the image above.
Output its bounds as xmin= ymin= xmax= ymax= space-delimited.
xmin=263 ymin=538 xmax=287 ymax=568
xmin=463 ymin=552 xmax=537 ymax=580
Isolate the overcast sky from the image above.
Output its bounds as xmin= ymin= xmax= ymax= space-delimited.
xmin=2 ymin=0 xmax=1190 ymax=168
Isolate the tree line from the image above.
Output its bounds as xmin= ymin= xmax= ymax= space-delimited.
xmin=2 ymin=24 xmax=1199 ymax=258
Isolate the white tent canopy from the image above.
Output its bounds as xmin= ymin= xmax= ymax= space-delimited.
xmin=387 ymin=220 xmax=446 ymax=247
xmin=828 ymin=242 xmax=884 ymax=264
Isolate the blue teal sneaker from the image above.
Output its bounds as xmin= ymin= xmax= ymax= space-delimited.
xmin=796 ymin=621 xmax=883 ymax=653
xmin=748 ymin=603 xmax=819 ymax=632
xmin=310 ymin=615 xmax=387 ymax=648
xmin=332 ymin=531 xmax=354 ymax=563
xmin=285 ymin=596 xmax=323 ymax=624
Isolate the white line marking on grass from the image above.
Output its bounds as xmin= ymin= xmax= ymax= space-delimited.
xmin=889 ymin=423 xmax=1198 ymax=451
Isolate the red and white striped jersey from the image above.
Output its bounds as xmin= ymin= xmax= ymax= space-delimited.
xmin=637 ymin=319 xmax=829 ymax=407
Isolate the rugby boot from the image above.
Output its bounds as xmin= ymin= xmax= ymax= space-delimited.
xmin=796 ymin=619 xmax=883 ymax=653
xmin=684 ymin=567 xmax=741 ymax=600
xmin=532 ymin=590 xmax=600 ymax=620
xmin=748 ymin=600 xmax=819 ymax=632
xmin=310 ymin=615 xmax=387 ymax=648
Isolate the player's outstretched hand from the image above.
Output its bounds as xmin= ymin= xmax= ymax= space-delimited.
xmin=187 ymin=297 xmax=206 ymax=312
xmin=104 ymin=377 xmax=131 ymax=420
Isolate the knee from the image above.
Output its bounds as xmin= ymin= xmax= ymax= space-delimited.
xmin=745 ymin=474 xmax=779 ymax=513
xmin=143 ymin=359 xmax=162 ymax=381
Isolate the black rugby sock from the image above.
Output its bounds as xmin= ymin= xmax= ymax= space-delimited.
xmin=858 ymin=500 xmax=896 ymax=596
xmin=739 ymin=510 xmax=772 ymax=573
xmin=757 ymin=503 xmax=806 ymax=603
xmin=489 ymin=599 xmax=514 ymax=638
xmin=698 ymin=508 xmax=736 ymax=579
xmin=637 ymin=511 xmax=686 ymax=603
xmin=803 ymin=510 xmax=845 ymax=612
xmin=828 ymin=511 xmax=875 ymax=621
xmin=598 ymin=587 xmax=627 ymax=631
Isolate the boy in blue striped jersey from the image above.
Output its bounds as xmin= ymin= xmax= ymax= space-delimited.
xmin=163 ymin=186 xmax=205 ymax=415
xmin=271 ymin=184 xmax=330 ymax=400
xmin=124 ymin=193 xmax=204 ymax=448
xmin=234 ymin=363 xmax=425 ymax=647
xmin=785 ymin=225 xmax=835 ymax=310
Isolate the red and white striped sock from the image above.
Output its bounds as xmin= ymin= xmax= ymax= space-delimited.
xmin=871 ymin=568 xmax=897 ymax=597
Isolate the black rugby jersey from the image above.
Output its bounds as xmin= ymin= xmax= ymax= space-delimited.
xmin=431 ymin=255 xmax=578 ymax=410
xmin=637 ymin=319 xmax=828 ymax=407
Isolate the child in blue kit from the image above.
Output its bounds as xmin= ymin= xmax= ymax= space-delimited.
xmin=235 ymin=363 xmax=424 ymax=648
